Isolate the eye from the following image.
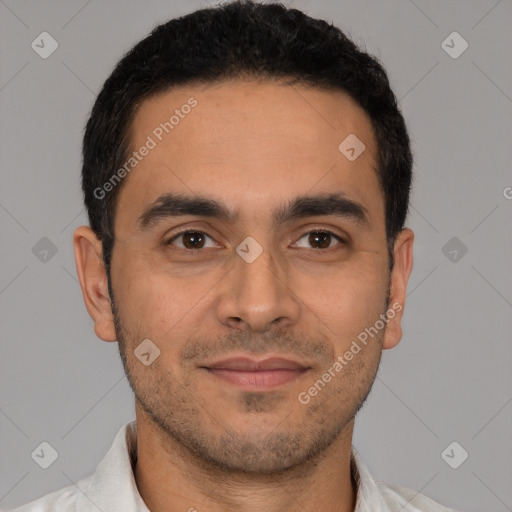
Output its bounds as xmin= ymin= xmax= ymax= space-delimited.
xmin=165 ymin=229 xmax=345 ymax=251
xmin=293 ymin=230 xmax=345 ymax=250
xmin=166 ymin=230 xmax=218 ymax=250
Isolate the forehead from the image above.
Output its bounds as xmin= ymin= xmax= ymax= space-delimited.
xmin=115 ymin=79 xmax=382 ymax=232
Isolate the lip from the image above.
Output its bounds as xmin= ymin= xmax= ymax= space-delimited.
xmin=206 ymin=356 xmax=309 ymax=371
xmin=201 ymin=356 xmax=311 ymax=391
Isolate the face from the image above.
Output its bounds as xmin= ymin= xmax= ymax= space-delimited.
xmin=75 ymin=79 xmax=413 ymax=474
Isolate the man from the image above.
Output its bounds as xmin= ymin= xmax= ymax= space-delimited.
xmin=10 ymin=1 xmax=459 ymax=510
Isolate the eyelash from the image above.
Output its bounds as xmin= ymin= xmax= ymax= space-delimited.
xmin=165 ymin=229 xmax=346 ymax=251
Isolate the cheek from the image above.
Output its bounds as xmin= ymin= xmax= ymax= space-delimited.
xmin=293 ymin=259 xmax=389 ymax=340
xmin=114 ymin=263 xmax=217 ymax=345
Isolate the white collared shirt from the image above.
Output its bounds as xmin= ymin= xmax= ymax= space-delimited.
xmin=8 ymin=420 xmax=459 ymax=512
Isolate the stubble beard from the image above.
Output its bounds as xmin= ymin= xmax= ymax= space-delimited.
xmin=110 ymin=288 xmax=386 ymax=476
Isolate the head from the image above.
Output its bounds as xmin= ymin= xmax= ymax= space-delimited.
xmin=74 ymin=0 xmax=414 ymax=475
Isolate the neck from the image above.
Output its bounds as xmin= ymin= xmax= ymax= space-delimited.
xmin=133 ymin=409 xmax=358 ymax=512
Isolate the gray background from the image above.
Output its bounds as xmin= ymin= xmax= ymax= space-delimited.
xmin=1 ymin=0 xmax=511 ymax=510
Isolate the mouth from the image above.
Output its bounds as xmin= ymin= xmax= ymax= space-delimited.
xmin=200 ymin=356 xmax=312 ymax=391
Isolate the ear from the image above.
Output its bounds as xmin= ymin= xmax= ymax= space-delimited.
xmin=382 ymin=228 xmax=414 ymax=350
xmin=73 ymin=225 xmax=117 ymax=342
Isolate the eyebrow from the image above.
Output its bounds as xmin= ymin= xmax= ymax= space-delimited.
xmin=137 ymin=191 xmax=370 ymax=230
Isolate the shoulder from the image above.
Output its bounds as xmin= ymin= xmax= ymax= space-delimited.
xmin=377 ymin=481 xmax=461 ymax=512
xmin=5 ymin=481 xmax=82 ymax=512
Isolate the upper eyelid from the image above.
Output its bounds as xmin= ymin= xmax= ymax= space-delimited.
xmin=292 ymin=230 xmax=346 ymax=247
xmin=167 ymin=229 xmax=217 ymax=243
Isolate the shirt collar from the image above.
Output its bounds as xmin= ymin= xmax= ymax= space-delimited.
xmin=77 ymin=420 xmax=392 ymax=512
xmin=351 ymin=446 xmax=393 ymax=512
xmin=76 ymin=420 xmax=150 ymax=511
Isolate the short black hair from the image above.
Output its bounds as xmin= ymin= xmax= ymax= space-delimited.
xmin=81 ymin=0 xmax=412 ymax=282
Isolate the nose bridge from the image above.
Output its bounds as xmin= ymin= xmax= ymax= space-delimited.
xmin=238 ymin=243 xmax=281 ymax=299
xmin=217 ymin=240 xmax=300 ymax=332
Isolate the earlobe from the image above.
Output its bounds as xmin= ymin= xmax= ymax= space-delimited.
xmin=73 ymin=225 xmax=117 ymax=342
xmin=382 ymin=228 xmax=414 ymax=350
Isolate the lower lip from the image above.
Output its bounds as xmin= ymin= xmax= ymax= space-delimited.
xmin=205 ymin=368 xmax=308 ymax=391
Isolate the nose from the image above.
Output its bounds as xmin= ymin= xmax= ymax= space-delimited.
xmin=216 ymin=243 xmax=301 ymax=332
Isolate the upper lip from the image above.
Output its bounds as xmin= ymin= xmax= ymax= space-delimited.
xmin=203 ymin=356 xmax=310 ymax=371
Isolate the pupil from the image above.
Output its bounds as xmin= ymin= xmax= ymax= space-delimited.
xmin=184 ymin=232 xmax=204 ymax=249
xmin=310 ymin=232 xmax=329 ymax=249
